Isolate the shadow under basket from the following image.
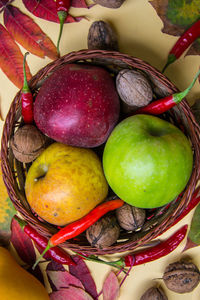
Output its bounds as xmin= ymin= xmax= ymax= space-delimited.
xmin=1 ymin=49 xmax=200 ymax=255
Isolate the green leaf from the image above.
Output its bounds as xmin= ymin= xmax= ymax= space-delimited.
xmin=0 ymin=197 xmax=16 ymax=246
xmin=188 ymin=202 xmax=200 ymax=244
xmin=149 ymin=0 xmax=200 ymax=56
xmin=167 ymin=0 xmax=199 ymax=27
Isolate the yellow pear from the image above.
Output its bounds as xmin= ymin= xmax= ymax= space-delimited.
xmin=0 ymin=247 xmax=49 ymax=300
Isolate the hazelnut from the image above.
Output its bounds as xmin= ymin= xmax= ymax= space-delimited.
xmin=10 ymin=125 xmax=47 ymax=163
xmin=116 ymin=203 xmax=146 ymax=231
xmin=93 ymin=0 xmax=125 ymax=9
xmin=116 ymin=69 xmax=153 ymax=109
xmin=140 ymin=286 xmax=168 ymax=300
xmin=163 ymin=261 xmax=200 ymax=293
xmin=86 ymin=215 xmax=120 ymax=248
xmin=88 ymin=20 xmax=118 ymax=51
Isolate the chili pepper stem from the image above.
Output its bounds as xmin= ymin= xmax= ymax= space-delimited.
xmin=75 ymin=252 xmax=127 ymax=273
xmin=22 ymin=52 xmax=30 ymax=93
xmin=32 ymin=241 xmax=54 ymax=270
xmin=57 ymin=11 xmax=67 ymax=56
xmin=173 ymin=69 xmax=200 ymax=104
xmin=162 ymin=54 xmax=176 ymax=73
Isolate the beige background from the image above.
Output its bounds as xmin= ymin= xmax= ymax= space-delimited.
xmin=1 ymin=0 xmax=200 ymax=299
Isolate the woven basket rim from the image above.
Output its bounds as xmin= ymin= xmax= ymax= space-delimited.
xmin=1 ymin=49 xmax=200 ymax=255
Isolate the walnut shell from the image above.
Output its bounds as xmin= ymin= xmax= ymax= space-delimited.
xmin=93 ymin=0 xmax=125 ymax=9
xmin=10 ymin=125 xmax=47 ymax=163
xmin=116 ymin=69 xmax=153 ymax=109
xmin=116 ymin=203 xmax=146 ymax=231
xmin=140 ymin=286 xmax=168 ymax=300
xmin=86 ymin=215 xmax=120 ymax=248
xmin=163 ymin=261 xmax=200 ymax=294
xmin=88 ymin=20 xmax=118 ymax=51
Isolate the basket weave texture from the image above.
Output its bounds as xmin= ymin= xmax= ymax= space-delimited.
xmin=1 ymin=49 xmax=200 ymax=255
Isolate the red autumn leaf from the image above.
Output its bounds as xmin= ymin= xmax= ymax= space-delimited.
xmin=102 ymin=271 xmax=120 ymax=300
xmin=10 ymin=217 xmax=46 ymax=285
xmin=4 ymin=4 xmax=58 ymax=60
xmin=0 ymin=24 xmax=31 ymax=88
xmin=10 ymin=217 xmax=36 ymax=264
xmin=22 ymin=0 xmax=86 ymax=23
xmin=71 ymin=0 xmax=89 ymax=8
xmin=49 ymin=286 xmax=94 ymax=300
xmin=46 ymin=261 xmax=84 ymax=292
xmin=69 ymin=256 xmax=98 ymax=299
xmin=0 ymin=0 xmax=8 ymax=9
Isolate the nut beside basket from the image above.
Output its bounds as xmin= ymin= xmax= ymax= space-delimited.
xmin=1 ymin=49 xmax=200 ymax=255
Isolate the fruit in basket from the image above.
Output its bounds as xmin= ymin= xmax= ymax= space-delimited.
xmin=25 ymin=142 xmax=108 ymax=226
xmin=34 ymin=64 xmax=120 ymax=148
xmin=103 ymin=114 xmax=193 ymax=209
xmin=0 ymin=246 xmax=49 ymax=299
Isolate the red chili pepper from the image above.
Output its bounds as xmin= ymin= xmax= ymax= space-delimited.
xmin=21 ymin=52 xmax=34 ymax=124
xmin=124 ymin=224 xmax=188 ymax=267
xmin=163 ymin=19 xmax=200 ymax=72
xmin=56 ymin=0 xmax=71 ymax=56
xmin=135 ymin=69 xmax=200 ymax=115
xmin=14 ymin=215 xmax=75 ymax=266
xmin=33 ymin=199 xmax=124 ymax=269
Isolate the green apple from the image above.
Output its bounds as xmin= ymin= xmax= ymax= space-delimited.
xmin=25 ymin=142 xmax=108 ymax=226
xmin=103 ymin=114 xmax=193 ymax=208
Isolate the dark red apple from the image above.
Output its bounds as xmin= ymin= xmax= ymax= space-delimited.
xmin=34 ymin=64 xmax=120 ymax=147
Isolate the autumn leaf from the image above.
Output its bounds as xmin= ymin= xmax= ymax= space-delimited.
xmin=149 ymin=0 xmax=200 ymax=56
xmin=4 ymin=4 xmax=58 ymax=60
xmin=46 ymin=261 xmax=84 ymax=292
xmin=69 ymin=256 xmax=98 ymax=299
xmin=0 ymin=24 xmax=32 ymax=88
xmin=0 ymin=0 xmax=9 ymax=9
xmin=102 ymin=271 xmax=120 ymax=300
xmin=10 ymin=217 xmax=36 ymax=265
xmin=49 ymin=286 xmax=94 ymax=300
xmin=182 ymin=201 xmax=200 ymax=252
xmin=0 ymin=160 xmax=16 ymax=246
xmin=71 ymin=0 xmax=89 ymax=8
xmin=10 ymin=216 xmax=45 ymax=284
xmin=22 ymin=0 xmax=87 ymax=23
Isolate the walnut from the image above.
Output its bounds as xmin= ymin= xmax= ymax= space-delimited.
xmin=116 ymin=69 xmax=153 ymax=110
xmin=86 ymin=215 xmax=120 ymax=248
xmin=88 ymin=20 xmax=118 ymax=51
xmin=140 ymin=286 xmax=168 ymax=300
xmin=163 ymin=261 xmax=200 ymax=293
xmin=10 ymin=125 xmax=47 ymax=163
xmin=93 ymin=0 xmax=125 ymax=9
xmin=116 ymin=203 xmax=146 ymax=231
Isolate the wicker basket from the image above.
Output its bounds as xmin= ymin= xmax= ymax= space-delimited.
xmin=1 ymin=49 xmax=200 ymax=255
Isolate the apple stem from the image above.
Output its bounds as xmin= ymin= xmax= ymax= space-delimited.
xmin=32 ymin=240 xmax=53 ymax=270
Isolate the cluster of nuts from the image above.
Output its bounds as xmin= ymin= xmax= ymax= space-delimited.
xmin=140 ymin=260 xmax=200 ymax=299
xmin=86 ymin=201 xmax=146 ymax=248
xmin=87 ymin=18 xmax=172 ymax=115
